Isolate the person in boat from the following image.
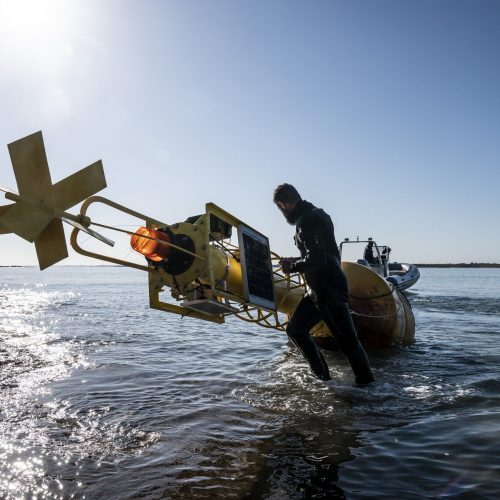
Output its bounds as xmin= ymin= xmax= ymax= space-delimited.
xmin=273 ymin=183 xmax=374 ymax=385
xmin=363 ymin=241 xmax=378 ymax=265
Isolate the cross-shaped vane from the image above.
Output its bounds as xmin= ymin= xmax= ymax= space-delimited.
xmin=0 ymin=131 xmax=110 ymax=269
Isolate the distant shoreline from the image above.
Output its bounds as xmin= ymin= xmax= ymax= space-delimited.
xmin=415 ymin=263 xmax=500 ymax=268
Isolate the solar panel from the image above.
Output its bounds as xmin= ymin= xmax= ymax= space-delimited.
xmin=237 ymin=224 xmax=276 ymax=310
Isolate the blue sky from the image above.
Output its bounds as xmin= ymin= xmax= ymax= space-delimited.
xmin=1 ymin=0 xmax=499 ymax=266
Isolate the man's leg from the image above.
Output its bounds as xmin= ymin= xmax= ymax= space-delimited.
xmin=318 ymin=300 xmax=374 ymax=385
xmin=286 ymin=295 xmax=331 ymax=381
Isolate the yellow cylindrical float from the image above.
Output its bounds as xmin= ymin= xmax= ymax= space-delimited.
xmin=312 ymin=262 xmax=415 ymax=349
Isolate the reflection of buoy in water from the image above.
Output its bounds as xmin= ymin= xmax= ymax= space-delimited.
xmin=312 ymin=262 xmax=415 ymax=350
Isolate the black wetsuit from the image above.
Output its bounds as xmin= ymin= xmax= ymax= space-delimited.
xmin=286 ymin=200 xmax=374 ymax=384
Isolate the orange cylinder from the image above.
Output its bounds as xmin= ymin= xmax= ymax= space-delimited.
xmin=130 ymin=227 xmax=171 ymax=262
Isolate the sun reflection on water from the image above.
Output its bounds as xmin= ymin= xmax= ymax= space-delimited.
xmin=1 ymin=283 xmax=160 ymax=498
xmin=0 ymin=286 xmax=83 ymax=498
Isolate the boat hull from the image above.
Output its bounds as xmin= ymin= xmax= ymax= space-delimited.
xmin=387 ymin=263 xmax=420 ymax=291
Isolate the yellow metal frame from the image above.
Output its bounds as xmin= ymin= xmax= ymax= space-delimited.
xmin=70 ymin=198 xmax=306 ymax=329
xmin=204 ymin=203 xmax=249 ymax=305
xmin=70 ymin=196 xmax=224 ymax=324
xmin=232 ymin=251 xmax=307 ymax=330
xmin=204 ymin=203 xmax=307 ymax=329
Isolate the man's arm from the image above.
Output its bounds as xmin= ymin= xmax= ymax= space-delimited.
xmin=279 ymin=257 xmax=299 ymax=274
xmin=290 ymin=216 xmax=327 ymax=273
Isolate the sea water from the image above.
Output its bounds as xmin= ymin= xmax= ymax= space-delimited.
xmin=1 ymin=267 xmax=499 ymax=499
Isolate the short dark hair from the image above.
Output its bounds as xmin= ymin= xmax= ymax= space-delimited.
xmin=273 ymin=183 xmax=301 ymax=204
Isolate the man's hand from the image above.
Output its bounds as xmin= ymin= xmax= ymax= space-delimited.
xmin=279 ymin=257 xmax=299 ymax=274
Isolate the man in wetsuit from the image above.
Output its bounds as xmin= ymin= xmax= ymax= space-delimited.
xmin=274 ymin=183 xmax=374 ymax=385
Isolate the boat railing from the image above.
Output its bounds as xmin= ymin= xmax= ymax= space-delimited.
xmin=340 ymin=237 xmax=390 ymax=278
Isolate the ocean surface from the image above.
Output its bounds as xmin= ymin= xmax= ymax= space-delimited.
xmin=1 ymin=266 xmax=499 ymax=499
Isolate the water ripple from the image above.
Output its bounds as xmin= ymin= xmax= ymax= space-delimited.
xmin=1 ymin=267 xmax=500 ymax=498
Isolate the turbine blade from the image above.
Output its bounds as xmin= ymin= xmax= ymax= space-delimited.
xmin=0 ymin=200 xmax=53 ymax=242
xmin=0 ymin=203 xmax=14 ymax=234
xmin=7 ymin=131 xmax=54 ymax=206
xmin=0 ymin=204 xmax=13 ymax=216
xmin=35 ymin=219 xmax=68 ymax=270
xmin=53 ymin=160 xmax=106 ymax=211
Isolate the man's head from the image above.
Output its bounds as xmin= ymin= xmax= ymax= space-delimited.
xmin=273 ymin=183 xmax=302 ymax=224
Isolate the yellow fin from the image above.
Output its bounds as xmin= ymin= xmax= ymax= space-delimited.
xmin=0 ymin=200 xmax=53 ymax=242
xmin=35 ymin=219 xmax=68 ymax=270
xmin=8 ymin=131 xmax=54 ymax=204
xmin=0 ymin=204 xmax=14 ymax=234
xmin=54 ymin=160 xmax=106 ymax=211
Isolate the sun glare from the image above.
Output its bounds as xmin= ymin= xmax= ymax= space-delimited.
xmin=2 ymin=0 xmax=56 ymax=33
xmin=0 ymin=0 xmax=78 ymax=66
xmin=0 ymin=0 xmax=73 ymax=38
xmin=0 ymin=0 xmax=86 ymax=117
